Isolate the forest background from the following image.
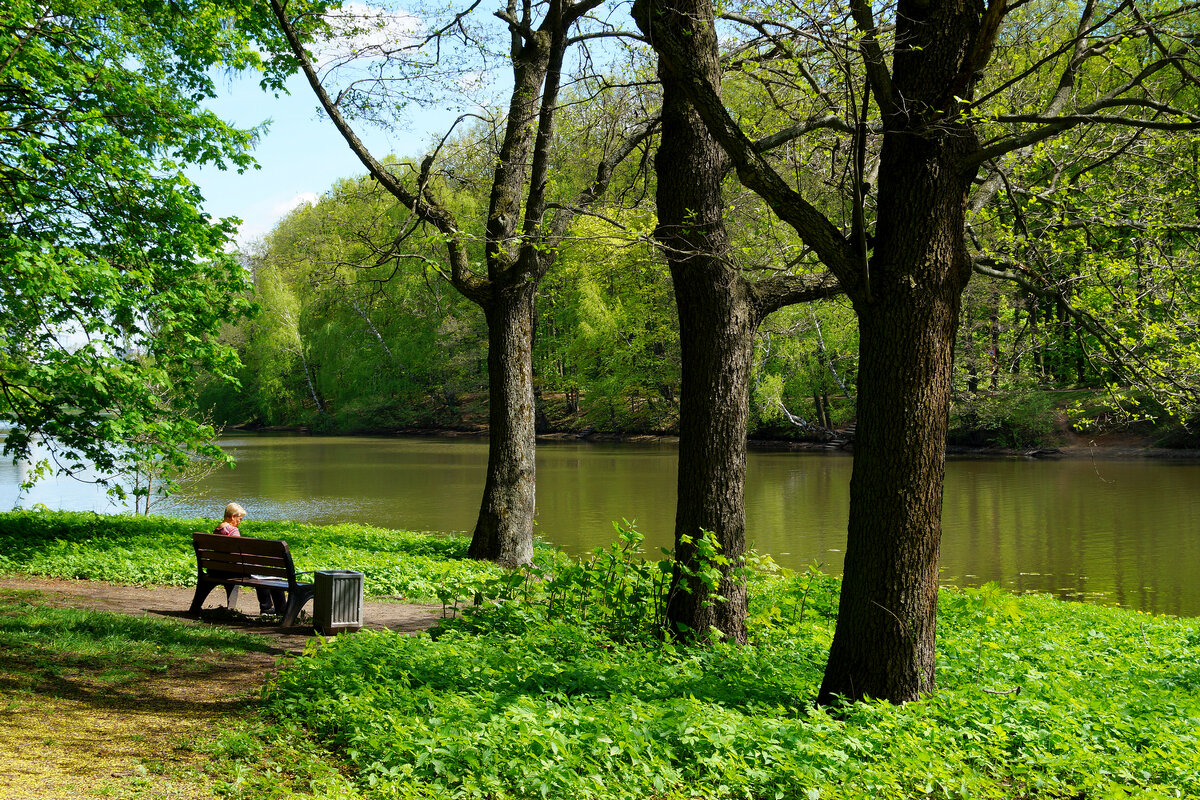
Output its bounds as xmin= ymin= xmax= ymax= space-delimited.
xmin=204 ymin=3 xmax=1200 ymax=455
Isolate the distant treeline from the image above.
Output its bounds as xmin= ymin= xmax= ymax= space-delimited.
xmin=202 ymin=130 xmax=1200 ymax=451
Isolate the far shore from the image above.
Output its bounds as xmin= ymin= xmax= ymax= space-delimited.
xmin=227 ymin=422 xmax=1200 ymax=460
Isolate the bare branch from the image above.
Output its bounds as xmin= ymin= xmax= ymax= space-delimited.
xmin=847 ymin=0 xmax=898 ymax=118
xmin=268 ymin=0 xmax=485 ymax=302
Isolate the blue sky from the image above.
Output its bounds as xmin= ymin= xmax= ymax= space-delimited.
xmin=187 ymin=70 xmax=452 ymax=248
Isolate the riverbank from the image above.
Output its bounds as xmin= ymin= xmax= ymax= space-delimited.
xmin=4 ymin=521 xmax=1198 ymax=799
xmin=238 ymin=420 xmax=1200 ymax=460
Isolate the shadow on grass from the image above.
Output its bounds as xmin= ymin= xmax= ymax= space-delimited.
xmin=0 ymin=589 xmax=280 ymax=712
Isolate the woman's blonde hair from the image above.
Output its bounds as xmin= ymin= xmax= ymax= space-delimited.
xmin=224 ymin=502 xmax=247 ymax=520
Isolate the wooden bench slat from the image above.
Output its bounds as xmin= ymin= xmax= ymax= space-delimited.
xmin=197 ymin=551 xmax=290 ymax=571
xmin=227 ymin=537 xmax=296 ymax=558
xmin=199 ymin=563 xmax=292 ymax=580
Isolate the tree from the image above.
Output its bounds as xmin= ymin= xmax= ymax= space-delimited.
xmin=269 ymin=0 xmax=655 ymax=565
xmin=0 ymin=0 xmax=304 ymax=491
xmin=231 ymin=171 xmax=489 ymax=430
xmin=632 ymin=0 xmax=841 ymax=643
xmin=635 ymin=0 xmax=1200 ymax=701
xmin=539 ymin=213 xmax=681 ymax=431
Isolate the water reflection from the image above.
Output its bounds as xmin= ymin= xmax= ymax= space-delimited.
xmin=3 ymin=433 xmax=1199 ymax=616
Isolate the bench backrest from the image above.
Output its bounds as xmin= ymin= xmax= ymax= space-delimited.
xmin=193 ymin=532 xmax=299 ymax=584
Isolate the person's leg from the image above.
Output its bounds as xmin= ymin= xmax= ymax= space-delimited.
xmin=271 ymin=587 xmax=287 ymax=616
xmin=254 ymin=586 xmax=276 ymax=614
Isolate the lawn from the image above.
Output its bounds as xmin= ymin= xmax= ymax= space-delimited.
xmin=3 ymin=510 xmax=1198 ymax=799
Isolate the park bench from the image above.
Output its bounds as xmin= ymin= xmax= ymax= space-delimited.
xmin=189 ymin=532 xmax=316 ymax=627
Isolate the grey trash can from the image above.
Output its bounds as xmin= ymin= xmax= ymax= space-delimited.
xmin=313 ymin=570 xmax=364 ymax=635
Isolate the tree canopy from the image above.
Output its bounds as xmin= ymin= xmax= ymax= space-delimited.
xmin=0 ymin=0 xmax=315 ymax=492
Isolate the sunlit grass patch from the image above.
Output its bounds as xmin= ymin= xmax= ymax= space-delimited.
xmin=260 ymin=569 xmax=1200 ymax=800
xmin=0 ymin=510 xmax=515 ymax=602
xmin=0 ymin=588 xmax=272 ymax=690
xmin=0 ymin=589 xmax=290 ymax=800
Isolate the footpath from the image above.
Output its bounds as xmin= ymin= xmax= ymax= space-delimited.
xmin=0 ymin=576 xmax=441 ymax=800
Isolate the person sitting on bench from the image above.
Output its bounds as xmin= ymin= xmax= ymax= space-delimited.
xmin=213 ymin=502 xmax=287 ymax=616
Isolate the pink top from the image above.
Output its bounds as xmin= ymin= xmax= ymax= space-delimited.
xmin=213 ymin=522 xmax=241 ymax=536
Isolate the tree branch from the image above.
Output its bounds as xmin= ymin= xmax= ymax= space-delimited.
xmin=847 ymin=0 xmax=898 ymax=118
xmin=268 ymin=0 xmax=485 ymax=302
xmin=751 ymin=271 xmax=844 ymax=318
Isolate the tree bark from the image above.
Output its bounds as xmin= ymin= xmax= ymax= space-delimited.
xmin=817 ymin=290 xmax=961 ymax=702
xmin=636 ymin=0 xmax=841 ymax=641
xmin=817 ymin=0 xmax=978 ymax=702
xmin=650 ymin=4 xmax=751 ymax=640
xmin=468 ymin=279 xmax=538 ymax=566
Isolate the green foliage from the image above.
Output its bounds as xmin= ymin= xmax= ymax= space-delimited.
xmin=431 ymin=522 xmax=765 ymax=646
xmin=751 ymin=301 xmax=858 ymax=436
xmin=224 ymin=173 xmax=489 ymax=430
xmin=262 ymin=568 xmax=1200 ymax=799
xmin=0 ymin=510 xmax=504 ymax=603
xmin=966 ymin=60 xmax=1200 ymax=425
xmin=0 ymin=0 xmax=332 ymax=489
xmin=537 ymin=215 xmax=681 ymax=432
xmin=433 ymin=521 xmax=673 ymax=642
xmin=949 ymin=384 xmax=1060 ymax=449
xmin=6 ymin=514 xmax=1200 ymax=797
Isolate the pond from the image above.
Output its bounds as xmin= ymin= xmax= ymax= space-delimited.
xmin=4 ymin=433 xmax=1199 ymax=616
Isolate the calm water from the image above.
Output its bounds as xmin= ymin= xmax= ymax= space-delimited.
xmin=4 ymin=433 xmax=1200 ymax=616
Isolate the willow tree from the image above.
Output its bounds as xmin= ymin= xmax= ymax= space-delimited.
xmin=635 ymin=0 xmax=1200 ymax=701
xmin=269 ymin=0 xmax=654 ymax=564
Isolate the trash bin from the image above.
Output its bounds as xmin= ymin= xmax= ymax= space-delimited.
xmin=313 ymin=570 xmax=364 ymax=635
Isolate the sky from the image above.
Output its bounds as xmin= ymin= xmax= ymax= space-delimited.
xmin=185 ymin=68 xmax=455 ymax=249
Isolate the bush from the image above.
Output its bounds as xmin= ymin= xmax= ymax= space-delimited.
xmin=949 ymin=389 xmax=1060 ymax=449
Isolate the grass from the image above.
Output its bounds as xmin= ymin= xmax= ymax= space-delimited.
xmin=0 ymin=509 xmax=515 ymax=602
xmin=0 ymin=584 xmax=391 ymax=799
xmin=0 ymin=588 xmax=278 ymax=800
xmin=3 ymin=512 xmax=1199 ymax=799
xmin=259 ymin=565 xmax=1200 ymax=799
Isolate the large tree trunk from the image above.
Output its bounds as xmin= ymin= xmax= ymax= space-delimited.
xmin=652 ymin=10 xmax=751 ymax=641
xmin=668 ymin=270 xmax=755 ymax=643
xmin=468 ymin=281 xmax=538 ymax=566
xmin=817 ymin=292 xmax=960 ymax=702
xmin=637 ymin=0 xmax=841 ymax=641
xmin=818 ymin=2 xmax=977 ymax=698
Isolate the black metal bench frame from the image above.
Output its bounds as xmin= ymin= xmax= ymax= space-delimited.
xmin=189 ymin=532 xmax=315 ymax=626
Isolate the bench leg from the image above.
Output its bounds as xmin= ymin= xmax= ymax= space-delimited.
xmin=281 ymin=586 xmax=315 ymax=627
xmin=190 ymin=582 xmax=242 ymax=615
xmin=189 ymin=581 xmax=218 ymax=616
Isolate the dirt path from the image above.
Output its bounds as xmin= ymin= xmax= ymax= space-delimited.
xmin=0 ymin=575 xmax=444 ymax=652
xmin=0 ymin=576 xmax=442 ymax=799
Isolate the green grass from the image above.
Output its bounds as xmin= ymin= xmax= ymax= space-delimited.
xmin=0 ymin=510 xmax=514 ymax=602
xmin=0 ymin=588 xmax=274 ymax=689
xmin=259 ymin=570 xmax=1200 ymax=800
